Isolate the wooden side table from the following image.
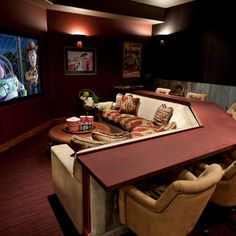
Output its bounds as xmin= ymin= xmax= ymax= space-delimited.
xmin=48 ymin=121 xmax=111 ymax=145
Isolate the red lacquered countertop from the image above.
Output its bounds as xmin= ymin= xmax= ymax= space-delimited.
xmin=77 ymin=91 xmax=236 ymax=191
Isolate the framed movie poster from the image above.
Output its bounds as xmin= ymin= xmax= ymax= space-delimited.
xmin=64 ymin=47 xmax=96 ymax=75
xmin=122 ymin=42 xmax=142 ymax=78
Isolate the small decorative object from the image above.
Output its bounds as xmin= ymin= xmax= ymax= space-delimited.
xmin=64 ymin=47 xmax=96 ymax=75
xmin=86 ymin=96 xmax=94 ymax=107
xmin=79 ymin=88 xmax=101 ymax=106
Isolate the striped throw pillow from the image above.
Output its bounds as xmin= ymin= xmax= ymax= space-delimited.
xmin=153 ymin=104 xmax=173 ymax=126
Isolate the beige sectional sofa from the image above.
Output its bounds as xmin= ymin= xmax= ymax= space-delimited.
xmin=51 ymin=93 xmax=202 ymax=235
xmin=51 ymin=144 xmax=126 ymax=236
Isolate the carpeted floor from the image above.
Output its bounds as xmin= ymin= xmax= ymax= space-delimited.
xmin=0 ymin=128 xmax=235 ymax=236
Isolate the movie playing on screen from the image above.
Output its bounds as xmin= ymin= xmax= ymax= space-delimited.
xmin=0 ymin=31 xmax=42 ymax=105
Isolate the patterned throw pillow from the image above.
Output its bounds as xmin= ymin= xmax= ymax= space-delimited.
xmin=92 ymin=130 xmax=131 ymax=143
xmin=114 ymin=93 xmax=123 ymax=110
xmin=153 ymin=104 xmax=173 ymax=126
xmin=119 ymin=95 xmax=140 ymax=114
xmin=70 ymin=135 xmax=105 ymax=152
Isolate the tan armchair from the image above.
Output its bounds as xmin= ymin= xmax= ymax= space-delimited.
xmin=227 ymin=102 xmax=236 ymax=120
xmin=119 ymin=164 xmax=223 ymax=236
xmin=155 ymin=87 xmax=171 ymax=95
xmin=195 ymin=150 xmax=236 ymax=207
xmin=186 ymin=92 xmax=208 ymax=101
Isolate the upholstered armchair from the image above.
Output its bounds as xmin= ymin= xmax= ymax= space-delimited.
xmin=186 ymin=92 xmax=208 ymax=101
xmin=195 ymin=150 xmax=236 ymax=207
xmin=155 ymin=87 xmax=171 ymax=95
xmin=119 ymin=164 xmax=223 ymax=236
xmin=227 ymin=102 xmax=236 ymax=120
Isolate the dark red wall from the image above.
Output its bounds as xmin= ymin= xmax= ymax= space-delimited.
xmin=0 ymin=0 xmax=50 ymax=145
xmin=0 ymin=1 xmax=152 ymax=145
xmin=46 ymin=10 xmax=151 ymax=118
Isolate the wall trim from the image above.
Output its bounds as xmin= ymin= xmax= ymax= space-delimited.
xmin=0 ymin=117 xmax=65 ymax=153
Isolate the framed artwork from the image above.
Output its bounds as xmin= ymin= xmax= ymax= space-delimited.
xmin=122 ymin=42 xmax=142 ymax=78
xmin=64 ymin=47 xmax=96 ymax=75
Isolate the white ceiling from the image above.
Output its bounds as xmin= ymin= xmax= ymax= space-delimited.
xmin=131 ymin=0 xmax=193 ymax=8
xmin=28 ymin=0 xmax=194 ymax=24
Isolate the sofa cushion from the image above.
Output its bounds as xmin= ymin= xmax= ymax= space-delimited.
xmin=131 ymin=125 xmax=165 ymax=137
xmin=92 ymin=130 xmax=131 ymax=142
xmin=153 ymin=104 xmax=173 ymax=126
xmin=164 ymin=121 xmax=177 ymax=131
xmin=119 ymin=117 xmax=154 ymax=131
xmin=102 ymin=110 xmax=154 ymax=131
xmin=70 ymin=135 xmax=106 ymax=152
xmin=119 ymin=95 xmax=140 ymax=114
xmin=102 ymin=110 xmax=127 ymax=122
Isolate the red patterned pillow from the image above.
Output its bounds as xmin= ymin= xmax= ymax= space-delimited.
xmin=119 ymin=95 xmax=140 ymax=114
xmin=153 ymin=104 xmax=173 ymax=126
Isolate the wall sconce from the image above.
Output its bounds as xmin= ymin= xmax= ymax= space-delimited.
xmin=76 ymin=40 xmax=83 ymax=48
xmin=160 ymin=39 xmax=165 ymax=46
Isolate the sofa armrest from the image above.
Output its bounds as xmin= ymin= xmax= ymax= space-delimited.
xmin=96 ymin=101 xmax=114 ymax=112
xmin=51 ymin=144 xmax=75 ymax=175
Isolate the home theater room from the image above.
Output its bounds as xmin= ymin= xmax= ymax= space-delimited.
xmin=0 ymin=0 xmax=236 ymax=236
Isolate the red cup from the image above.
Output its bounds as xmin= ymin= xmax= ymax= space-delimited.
xmin=80 ymin=115 xmax=87 ymax=122
xmin=87 ymin=115 xmax=94 ymax=125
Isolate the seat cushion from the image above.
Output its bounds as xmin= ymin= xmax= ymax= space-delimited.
xmin=131 ymin=125 xmax=165 ymax=137
xmin=70 ymin=135 xmax=106 ymax=151
xmin=92 ymin=130 xmax=131 ymax=142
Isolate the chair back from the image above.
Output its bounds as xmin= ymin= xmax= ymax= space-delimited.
xmin=186 ymin=92 xmax=208 ymax=101
xmin=169 ymin=84 xmax=186 ymax=96
xmin=211 ymin=155 xmax=236 ymax=206
xmin=227 ymin=102 xmax=236 ymax=120
xmin=155 ymin=87 xmax=171 ymax=95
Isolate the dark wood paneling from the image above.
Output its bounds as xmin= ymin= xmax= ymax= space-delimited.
xmin=151 ymin=1 xmax=236 ymax=87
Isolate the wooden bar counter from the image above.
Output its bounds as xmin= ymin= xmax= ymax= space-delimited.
xmin=75 ymin=91 xmax=236 ymax=235
xmin=77 ymin=91 xmax=236 ymax=191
